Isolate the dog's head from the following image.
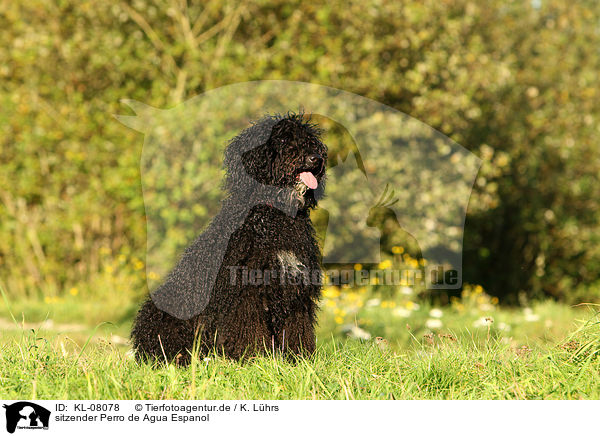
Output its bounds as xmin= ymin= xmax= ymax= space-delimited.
xmin=225 ymin=113 xmax=327 ymax=210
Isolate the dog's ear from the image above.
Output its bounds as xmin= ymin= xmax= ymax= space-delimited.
xmin=241 ymin=143 xmax=277 ymax=185
xmin=224 ymin=116 xmax=279 ymax=192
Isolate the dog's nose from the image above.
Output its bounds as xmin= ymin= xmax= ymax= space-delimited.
xmin=306 ymin=154 xmax=324 ymax=168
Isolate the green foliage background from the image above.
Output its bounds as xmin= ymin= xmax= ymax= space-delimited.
xmin=1 ymin=0 xmax=599 ymax=303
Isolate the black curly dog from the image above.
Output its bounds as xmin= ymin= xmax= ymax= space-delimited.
xmin=131 ymin=113 xmax=327 ymax=363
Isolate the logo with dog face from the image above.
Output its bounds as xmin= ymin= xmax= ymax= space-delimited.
xmin=2 ymin=402 xmax=50 ymax=433
xmin=118 ymin=80 xmax=480 ymax=319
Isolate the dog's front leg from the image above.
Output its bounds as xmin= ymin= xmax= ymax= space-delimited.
xmin=212 ymin=292 xmax=273 ymax=360
xmin=277 ymin=307 xmax=317 ymax=356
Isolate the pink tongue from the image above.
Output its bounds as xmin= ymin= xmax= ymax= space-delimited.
xmin=299 ymin=172 xmax=318 ymax=189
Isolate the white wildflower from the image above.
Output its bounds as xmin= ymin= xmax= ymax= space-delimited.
xmin=366 ymin=298 xmax=381 ymax=307
xmin=523 ymin=308 xmax=540 ymax=322
xmin=473 ymin=317 xmax=494 ymax=328
xmin=350 ymin=326 xmax=372 ymax=340
xmin=429 ymin=308 xmax=443 ymax=318
xmin=400 ymin=286 xmax=413 ymax=295
xmin=497 ymin=322 xmax=511 ymax=332
xmin=341 ymin=324 xmax=372 ymax=340
xmin=393 ymin=307 xmax=411 ymax=318
xmin=425 ymin=318 xmax=443 ymax=329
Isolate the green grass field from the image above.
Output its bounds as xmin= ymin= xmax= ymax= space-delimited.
xmin=2 ymin=286 xmax=599 ymax=400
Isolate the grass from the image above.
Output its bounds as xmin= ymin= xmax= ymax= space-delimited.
xmin=1 ymin=281 xmax=600 ymax=400
xmin=1 ymin=322 xmax=599 ymax=400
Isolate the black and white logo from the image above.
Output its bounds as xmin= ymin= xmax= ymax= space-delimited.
xmin=3 ymin=402 xmax=50 ymax=434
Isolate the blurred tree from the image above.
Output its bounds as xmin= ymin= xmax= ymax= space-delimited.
xmin=0 ymin=0 xmax=598 ymax=302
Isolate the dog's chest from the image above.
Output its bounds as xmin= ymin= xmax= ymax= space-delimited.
xmin=276 ymin=250 xmax=306 ymax=275
xmin=246 ymin=206 xmax=319 ymax=273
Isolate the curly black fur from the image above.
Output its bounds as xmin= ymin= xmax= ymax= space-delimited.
xmin=131 ymin=113 xmax=327 ymax=364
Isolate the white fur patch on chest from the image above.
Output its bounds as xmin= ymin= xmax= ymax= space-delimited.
xmin=276 ymin=250 xmax=305 ymax=275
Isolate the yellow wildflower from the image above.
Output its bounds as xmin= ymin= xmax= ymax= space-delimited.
xmin=345 ymin=292 xmax=359 ymax=302
xmin=378 ymin=259 xmax=392 ymax=270
xmin=323 ymin=286 xmax=340 ymax=299
xmin=148 ymin=271 xmax=160 ymax=281
xmin=334 ymin=308 xmax=347 ymax=317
